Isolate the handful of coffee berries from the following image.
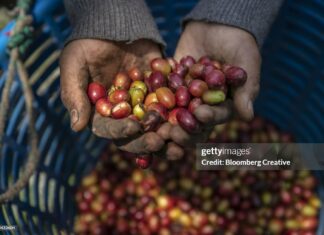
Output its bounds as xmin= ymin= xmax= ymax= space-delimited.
xmin=87 ymin=56 xmax=247 ymax=168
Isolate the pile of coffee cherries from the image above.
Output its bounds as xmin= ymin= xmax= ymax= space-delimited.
xmin=87 ymin=56 xmax=247 ymax=167
xmin=74 ymin=118 xmax=321 ymax=235
xmin=209 ymin=116 xmax=294 ymax=143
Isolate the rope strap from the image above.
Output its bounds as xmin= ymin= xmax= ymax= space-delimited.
xmin=0 ymin=0 xmax=40 ymax=203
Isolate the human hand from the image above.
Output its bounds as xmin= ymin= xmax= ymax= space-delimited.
xmin=60 ymin=39 xmax=164 ymax=154
xmin=170 ymin=21 xmax=261 ymax=147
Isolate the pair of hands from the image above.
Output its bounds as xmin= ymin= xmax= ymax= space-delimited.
xmin=60 ymin=22 xmax=261 ymax=158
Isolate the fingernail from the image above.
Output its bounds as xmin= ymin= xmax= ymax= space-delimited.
xmin=70 ymin=109 xmax=79 ymax=128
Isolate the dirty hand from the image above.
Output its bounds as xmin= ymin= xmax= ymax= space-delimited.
xmin=60 ymin=39 xmax=165 ymax=154
xmin=170 ymin=21 xmax=261 ymax=147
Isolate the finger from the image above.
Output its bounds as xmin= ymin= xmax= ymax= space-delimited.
xmin=194 ymin=101 xmax=234 ymax=126
xmin=169 ymin=125 xmax=211 ymax=146
xmin=115 ymin=132 xmax=165 ymax=154
xmin=174 ymin=43 xmax=201 ymax=62
xmin=170 ymin=126 xmax=191 ymax=146
xmin=174 ymin=23 xmax=204 ymax=61
xmin=92 ymin=113 xmax=142 ymax=139
xmin=156 ymin=122 xmax=172 ymax=140
xmin=232 ymin=47 xmax=261 ymax=121
xmin=154 ymin=141 xmax=184 ymax=160
xmin=170 ymin=123 xmax=213 ymax=147
xmin=60 ymin=44 xmax=90 ymax=131
xmin=166 ymin=142 xmax=184 ymax=161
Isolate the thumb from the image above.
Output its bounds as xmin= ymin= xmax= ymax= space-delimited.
xmin=233 ymin=49 xmax=261 ymax=121
xmin=60 ymin=44 xmax=91 ymax=131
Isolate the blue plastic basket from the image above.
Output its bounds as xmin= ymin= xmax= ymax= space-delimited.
xmin=255 ymin=0 xmax=324 ymax=143
xmin=0 ymin=0 xmax=323 ymax=234
xmin=253 ymin=0 xmax=324 ymax=232
xmin=0 ymin=0 xmax=107 ymax=234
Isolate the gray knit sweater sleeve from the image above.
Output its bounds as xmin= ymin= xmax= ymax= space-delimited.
xmin=184 ymin=0 xmax=284 ymax=46
xmin=64 ymin=0 xmax=165 ymax=46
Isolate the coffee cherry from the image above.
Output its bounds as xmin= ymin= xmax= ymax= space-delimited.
xmin=141 ymin=111 xmax=162 ymax=132
xmin=136 ymin=155 xmax=152 ymax=169
xmin=173 ymin=64 xmax=188 ymax=78
xmin=116 ymin=218 xmax=129 ymax=232
xmin=144 ymin=92 xmax=158 ymax=106
xmin=202 ymin=90 xmax=226 ymax=105
xmin=128 ymin=67 xmax=143 ymax=81
xmin=74 ymin=218 xmax=89 ymax=233
xmin=188 ymin=98 xmax=202 ymax=114
xmin=143 ymin=70 xmax=152 ymax=80
xmin=133 ymin=104 xmax=146 ymax=120
xmin=130 ymin=81 xmax=147 ymax=95
xmin=157 ymin=195 xmax=174 ymax=209
xmin=188 ymin=80 xmax=208 ymax=97
xmin=81 ymin=172 xmax=98 ymax=188
xmin=184 ymin=74 xmax=194 ymax=87
xmin=167 ymin=58 xmax=178 ymax=71
xmin=176 ymin=108 xmax=201 ymax=133
xmin=168 ymin=73 xmax=185 ymax=92
xmin=180 ymin=55 xmax=196 ymax=68
xmin=78 ymin=201 xmax=90 ymax=213
xmin=175 ymin=86 xmax=191 ymax=107
xmin=204 ymin=69 xmax=225 ymax=88
xmin=90 ymin=200 xmax=105 ymax=215
xmin=151 ymin=58 xmax=171 ymax=76
xmin=113 ymin=72 xmax=131 ymax=90
xmin=109 ymin=89 xmax=130 ymax=104
xmin=211 ymin=60 xmax=222 ymax=70
xmin=301 ymin=205 xmax=317 ymax=217
xmin=189 ymin=63 xmax=205 ymax=79
xmin=111 ymin=102 xmax=132 ymax=119
xmin=107 ymin=85 xmax=117 ymax=96
xmin=309 ymin=196 xmax=321 ymax=208
xmin=285 ymin=219 xmax=299 ymax=230
xmin=299 ymin=217 xmax=318 ymax=230
xmin=168 ymin=108 xmax=180 ymax=125
xmin=192 ymin=213 xmax=209 ymax=228
xmin=156 ymin=87 xmax=175 ymax=109
xmin=148 ymin=71 xmax=167 ymax=92
xmin=203 ymin=65 xmax=215 ymax=77
xmin=198 ymin=56 xmax=211 ymax=65
xmin=147 ymin=102 xmax=168 ymax=121
xmin=280 ymin=190 xmax=292 ymax=204
xmin=87 ymin=82 xmax=106 ymax=104
xmin=225 ymin=66 xmax=247 ymax=87
xmin=96 ymin=98 xmax=113 ymax=117
xmin=200 ymin=225 xmax=214 ymax=235
xmin=129 ymin=88 xmax=145 ymax=107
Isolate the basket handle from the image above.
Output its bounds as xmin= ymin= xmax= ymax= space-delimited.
xmin=0 ymin=0 xmax=40 ymax=203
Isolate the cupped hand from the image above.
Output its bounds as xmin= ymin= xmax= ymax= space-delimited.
xmin=60 ymin=39 xmax=164 ymax=154
xmin=171 ymin=21 xmax=261 ymax=147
